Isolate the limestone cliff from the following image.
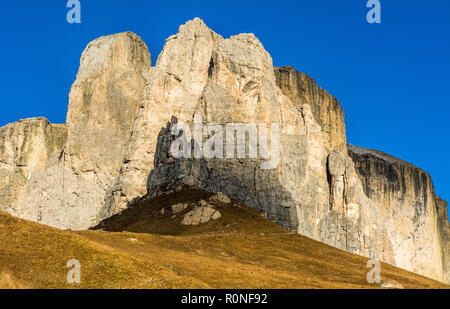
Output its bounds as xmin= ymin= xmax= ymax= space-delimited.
xmin=146 ymin=32 xmax=313 ymax=231
xmin=66 ymin=31 xmax=150 ymax=191
xmin=274 ymin=66 xmax=347 ymax=153
xmin=142 ymin=27 xmax=448 ymax=282
xmin=0 ymin=32 xmax=151 ymax=229
xmin=0 ymin=18 xmax=448 ymax=283
xmin=63 ymin=31 xmax=151 ymax=222
xmin=435 ymin=196 xmax=450 ymax=283
xmin=347 ymin=144 xmax=447 ymax=282
xmin=106 ymin=18 xmax=224 ymax=214
xmin=0 ymin=118 xmax=66 ymax=218
xmin=274 ymin=67 xmax=448 ymax=283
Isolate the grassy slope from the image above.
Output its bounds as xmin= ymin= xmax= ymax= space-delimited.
xmin=0 ymin=189 xmax=448 ymax=289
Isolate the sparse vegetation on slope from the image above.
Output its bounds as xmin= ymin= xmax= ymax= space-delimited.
xmin=0 ymin=189 xmax=448 ymax=289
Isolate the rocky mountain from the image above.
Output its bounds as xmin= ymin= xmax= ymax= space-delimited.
xmin=0 ymin=18 xmax=448 ymax=284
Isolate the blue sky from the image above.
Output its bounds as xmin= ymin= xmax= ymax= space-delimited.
xmin=0 ymin=1 xmax=449 ymax=208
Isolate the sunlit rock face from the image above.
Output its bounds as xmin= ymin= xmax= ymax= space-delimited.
xmin=435 ymin=196 xmax=450 ymax=283
xmin=274 ymin=66 xmax=347 ymax=153
xmin=146 ymin=32 xmax=312 ymax=231
xmin=0 ymin=118 xmax=66 ymax=218
xmin=0 ymin=32 xmax=151 ymax=229
xmin=273 ymin=67 xmax=448 ymax=283
xmin=0 ymin=18 xmax=448 ymax=283
xmin=106 ymin=18 xmax=224 ymax=215
xmin=66 ymin=32 xmax=150 ymax=191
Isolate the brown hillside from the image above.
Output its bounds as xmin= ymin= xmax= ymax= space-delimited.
xmin=0 ymin=189 xmax=448 ymax=289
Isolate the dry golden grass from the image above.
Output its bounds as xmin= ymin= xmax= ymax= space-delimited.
xmin=0 ymin=210 xmax=207 ymax=289
xmin=0 ymin=272 xmax=28 ymax=289
xmin=0 ymin=189 xmax=448 ymax=289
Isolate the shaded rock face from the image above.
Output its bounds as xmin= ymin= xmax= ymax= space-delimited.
xmin=0 ymin=18 xmax=448 ymax=283
xmin=146 ymin=119 xmax=301 ymax=231
xmin=348 ymin=144 xmax=448 ymax=283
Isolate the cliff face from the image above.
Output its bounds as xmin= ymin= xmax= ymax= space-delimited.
xmin=0 ymin=18 xmax=448 ymax=283
xmin=66 ymin=31 xmax=150 ymax=190
xmin=0 ymin=118 xmax=66 ymax=219
xmin=105 ymin=19 xmax=224 ymax=215
xmin=274 ymin=66 xmax=347 ymax=153
xmin=435 ymin=197 xmax=450 ymax=283
xmin=0 ymin=33 xmax=151 ymax=229
xmin=141 ymin=26 xmax=448 ymax=282
xmin=146 ymin=31 xmax=323 ymax=231
xmin=348 ymin=144 xmax=447 ymax=282
xmin=61 ymin=31 xmax=151 ymax=223
xmin=273 ymin=67 xmax=448 ymax=282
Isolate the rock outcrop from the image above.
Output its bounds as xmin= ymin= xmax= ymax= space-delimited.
xmin=181 ymin=201 xmax=222 ymax=226
xmin=146 ymin=31 xmax=313 ymax=232
xmin=347 ymin=144 xmax=446 ymax=282
xmin=0 ymin=18 xmax=448 ymax=283
xmin=209 ymin=192 xmax=231 ymax=204
xmin=106 ymin=18 xmax=224 ymax=214
xmin=142 ymin=27 xmax=448 ymax=282
xmin=436 ymin=196 xmax=450 ymax=283
xmin=0 ymin=118 xmax=66 ymax=217
xmin=274 ymin=66 xmax=347 ymax=153
xmin=61 ymin=31 xmax=151 ymax=224
xmin=0 ymin=32 xmax=151 ymax=229
xmin=66 ymin=31 xmax=150 ymax=192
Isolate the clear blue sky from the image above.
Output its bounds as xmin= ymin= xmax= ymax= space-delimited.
xmin=0 ymin=1 xmax=449 ymax=208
